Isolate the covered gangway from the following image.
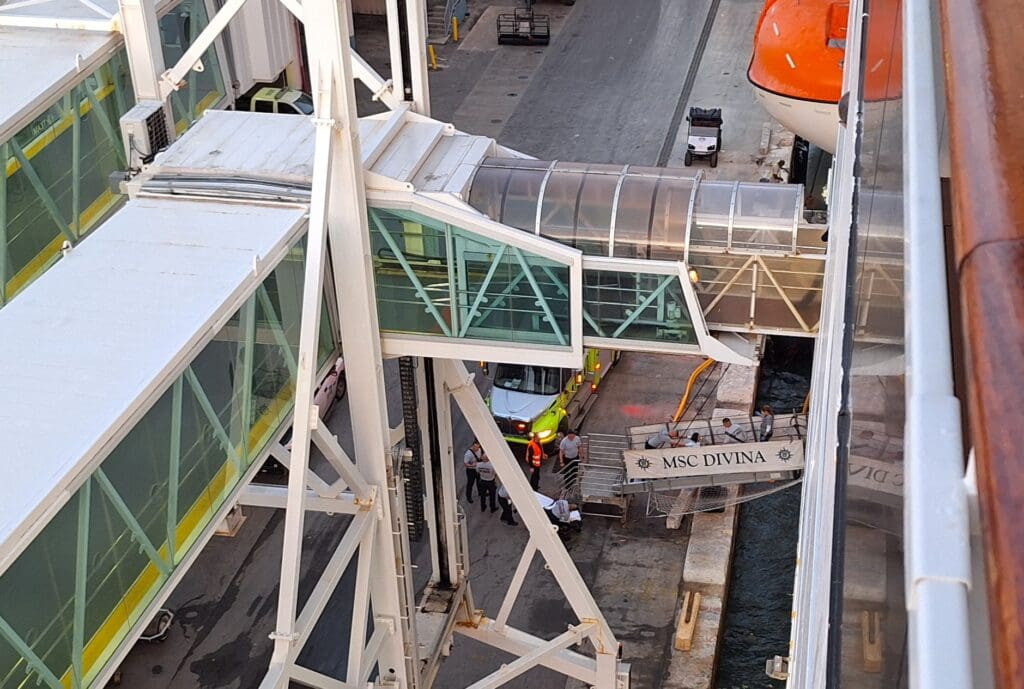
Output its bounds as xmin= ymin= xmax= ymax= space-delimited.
xmin=0 ymin=196 xmax=319 ymax=689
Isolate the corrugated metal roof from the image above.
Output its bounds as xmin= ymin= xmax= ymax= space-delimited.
xmin=0 ymin=196 xmax=307 ymax=566
xmin=141 ymin=109 xmax=497 ymax=197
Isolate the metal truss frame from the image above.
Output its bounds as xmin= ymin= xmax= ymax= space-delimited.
xmin=113 ymin=0 xmax=630 ymax=686
xmin=438 ymin=358 xmax=628 ymax=687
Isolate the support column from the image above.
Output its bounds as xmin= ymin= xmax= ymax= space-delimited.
xmin=404 ymin=0 xmax=430 ymax=114
xmin=306 ymin=0 xmax=416 ymax=682
xmin=425 ymin=358 xmax=461 ymax=584
xmin=117 ymin=0 xmax=176 ymax=141
xmin=417 ymin=359 xmax=443 ymax=584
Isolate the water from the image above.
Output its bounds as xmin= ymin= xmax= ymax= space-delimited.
xmin=716 ymin=337 xmax=813 ymax=689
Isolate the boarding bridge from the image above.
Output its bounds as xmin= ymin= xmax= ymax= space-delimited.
xmin=0 ymin=106 xmax=901 ymax=689
xmin=131 ymin=109 xmax=903 ymax=367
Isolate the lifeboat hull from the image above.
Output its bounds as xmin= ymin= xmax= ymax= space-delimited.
xmin=752 ymin=86 xmax=840 ymax=153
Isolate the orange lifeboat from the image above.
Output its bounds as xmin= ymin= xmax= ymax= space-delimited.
xmin=748 ymin=0 xmax=901 ymax=153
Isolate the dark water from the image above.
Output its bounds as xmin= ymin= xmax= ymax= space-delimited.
xmin=716 ymin=337 xmax=813 ymax=688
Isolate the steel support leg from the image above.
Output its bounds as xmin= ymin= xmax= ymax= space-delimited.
xmin=304 ymin=0 xmax=415 ymax=682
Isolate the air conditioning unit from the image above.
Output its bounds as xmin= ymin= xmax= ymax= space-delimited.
xmin=119 ymin=100 xmax=172 ymax=169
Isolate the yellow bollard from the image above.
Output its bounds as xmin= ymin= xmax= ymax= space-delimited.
xmin=428 ymin=44 xmax=439 ymax=70
xmin=451 ymin=16 xmax=460 ymax=42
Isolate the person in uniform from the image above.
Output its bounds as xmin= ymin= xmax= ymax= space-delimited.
xmin=558 ymin=429 xmax=584 ymax=488
xmin=526 ymin=434 xmax=546 ymax=490
xmin=497 ymin=482 xmax=517 ymax=525
xmin=722 ymin=417 xmax=747 ymax=443
xmin=463 ymin=440 xmax=482 ymax=503
xmin=476 ymin=455 xmax=498 ymax=513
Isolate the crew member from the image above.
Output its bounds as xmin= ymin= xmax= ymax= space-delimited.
xmin=497 ymin=482 xmax=517 ymax=525
xmin=558 ymin=429 xmax=584 ymax=488
xmin=646 ymin=427 xmax=679 ymax=449
xmin=476 ymin=454 xmax=498 ymax=513
xmin=526 ymin=433 xmax=546 ymax=490
xmin=722 ymin=418 xmax=746 ymax=443
xmin=759 ymin=406 xmax=775 ymax=441
xmin=463 ymin=440 xmax=482 ymax=503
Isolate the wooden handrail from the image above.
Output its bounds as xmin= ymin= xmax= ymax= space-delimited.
xmin=938 ymin=0 xmax=1024 ymax=682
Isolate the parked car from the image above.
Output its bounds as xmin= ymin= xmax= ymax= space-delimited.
xmin=259 ymin=356 xmax=346 ymax=475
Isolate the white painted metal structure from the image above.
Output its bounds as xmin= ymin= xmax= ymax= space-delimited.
xmin=0 ymin=198 xmax=307 ymax=573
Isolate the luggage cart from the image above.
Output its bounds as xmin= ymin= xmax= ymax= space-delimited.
xmin=497 ymin=3 xmax=551 ymax=45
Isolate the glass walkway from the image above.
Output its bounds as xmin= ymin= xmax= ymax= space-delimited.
xmin=137 ymin=111 xmax=908 ymax=370
xmin=0 ymin=196 xmax=329 ymax=689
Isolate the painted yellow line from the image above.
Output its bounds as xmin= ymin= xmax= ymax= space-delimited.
xmin=67 ymin=383 xmax=298 ymax=687
xmin=5 ymin=85 xmax=116 ymax=178
xmin=173 ymin=90 xmax=222 ymax=136
xmin=5 ymin=189 xmax=121 ymax=301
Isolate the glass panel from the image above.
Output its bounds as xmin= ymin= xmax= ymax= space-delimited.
xmin=467 ymin=166 xmax=512 ymax=221
xmin=836 ymin=0 xmax=906 ymax=682
xmin=574 ymin=173 xmax=616 ymax=255
xmin=0 ymin=493 xmax=79 ymax=686
xmin=538 ymin=170 xmax=584 ymax=246
xmin=498 ymin=168 xmax=543 ymax=231
xmin=2 ymin=53 xmax=133 ymax=304
xmin=583 ymin=269 xmax=696 ymax=344
xmin=160 ymin=0 xmax=227 ymax=133
xmin=730 ymin=183 xmax=800 ymax=251
xmin=649 ymin=177 xmax=693 ymax=260
xmin=0 ymin=239 xmax=309 ymax=687
xmin=688 ymin=181 xmax=735 ymax=248
xmin=369 ymin=207 xmax=572 ymax=347
xmin=612 ymin=176 xmax=658 ymax=259
xmin=688 ymin=251 xmax=828 ymax=333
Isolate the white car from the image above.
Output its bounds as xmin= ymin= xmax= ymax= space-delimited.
xmin=262 ymin=356 xmax=346 ymax=473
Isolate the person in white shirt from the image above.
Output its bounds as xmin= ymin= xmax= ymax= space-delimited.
xmin=558 ymin=430 xmax=584 ymax=485
xmin=463 ymin=440 xmax=482 ymax=503
xmin=721 ymin=418 xmax=747 ymax=443
xmin=683 ymin=432 xmax=701 ymax=447
xmin=645 ymin=427 xmax=679 ymax=449
xmin=497 ymin=483 xmax=516 ymax=525
xmin=475 ymin=456 xmax=498 ymax=513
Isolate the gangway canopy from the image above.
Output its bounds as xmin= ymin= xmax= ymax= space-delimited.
xmin=0 ymin=197 xmax=306 ymax=567
xmin=0 ymin=26 xmax=121 ymax=142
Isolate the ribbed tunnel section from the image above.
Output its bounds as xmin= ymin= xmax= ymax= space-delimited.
xmin=466 ymin=158 xmax=849 ymax=339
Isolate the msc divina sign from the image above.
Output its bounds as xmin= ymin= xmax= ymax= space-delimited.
xmin=623 ymin=440 xmax=805 ymax=481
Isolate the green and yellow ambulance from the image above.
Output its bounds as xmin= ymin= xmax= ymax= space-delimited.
xmin=487 ymin=349 xmax=617 ymax=445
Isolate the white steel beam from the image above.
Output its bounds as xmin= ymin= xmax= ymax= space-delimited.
xmin=290 ymin=665 xmax=355 ymax=689
xmin=158 ymin=0 xmax=249 ymax=99
xmin=294 ymin=513 xmax=376 ymax=656
xmin=351 ymin=49 xmax=399 ymax=109
xmin=308 ymin=0 xmax=415 ymax=681
xmin=117 ymin=0 xmax=175 ymax=141
xmin=311 ymin=423 xmax=373 ymax=500
xmin=267 ymin=80 xmax=334 ymax=670
xmin=267 ymin=442 xmax=339 ymax=497
xmin=441 ymin=359 xmax=624 ymax=687
xmin=404 ymin=0 xmax=430 ymax=114
xmin=494 ymin=540 xmax=537 ymax=630
xmin=346 ymin=520 xmax=376 ymax=685
xmin=237 ymin=484 xmax=360 ymax=514
xmin=455 ymin=621 xmax=600 ymax=683
xmin=432 ymin=362 xmax=463 ymax=584
xmin=466 ymin=623 xmax=595 ymax=689
xmin=416 ymin=361 xmax=443 ymax=584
